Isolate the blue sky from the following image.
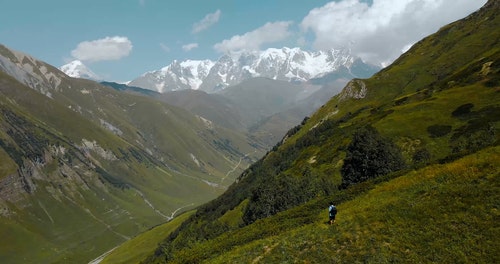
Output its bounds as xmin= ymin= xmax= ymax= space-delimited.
xmin=0 ymin=0 xmax=486 ymax=82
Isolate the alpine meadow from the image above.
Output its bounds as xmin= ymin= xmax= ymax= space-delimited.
xmin=0 ymin=1 xmax=498 ymax=264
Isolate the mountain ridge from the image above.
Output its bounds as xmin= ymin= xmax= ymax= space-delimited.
xmin=128 ymin=47 xmax=378 ymax=93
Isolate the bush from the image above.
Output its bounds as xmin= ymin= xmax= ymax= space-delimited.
xmin=451 ymin=103 xmax=474 ymax=118
xmin=341 ymin=126 xmax=406 ymax=187
xmin=413 ymin=148 xmax=431 ymax=164
xmin=427 ymin=124 xmax=452 ymax=138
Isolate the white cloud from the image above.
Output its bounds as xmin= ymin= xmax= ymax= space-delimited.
xmin=182 ymin=43 xmax=199 ymax=51
xmin=301 ymin=0 xmax=487 ymax=66
xmin=214 ymin=21 xmax=293 ymax=53
xmin=71 ymin=36 xmax=133 ymax=62
xmin=192 ymin=10 xmax=221 ymax=34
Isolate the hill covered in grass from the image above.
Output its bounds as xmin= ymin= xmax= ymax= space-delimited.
xmin=136 ymin=1 xmax=499 ymax=262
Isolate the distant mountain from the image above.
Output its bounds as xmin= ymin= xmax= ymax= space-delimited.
xmin=129 ymin=47 xmax=379 ymax=93
xmin=160 ymin=77 xmax=324 ymax=146
xmin=60 ymin=60 xmax=100 ymax=80
xmin=217 ymin=77 xmax=318 ymax=127
xmin=160 ymin=89 xmax=246 ymax=134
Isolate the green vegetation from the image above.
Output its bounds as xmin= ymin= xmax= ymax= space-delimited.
xmin=142 ymin=2 xmax=499 ymax=263
xmin=141 ymin=147 xmax=498 ymax=263
xmin=209 ymin=146 xmax=500 ymax=263
xmin=341 ymin=125 xmax=405 ymax=187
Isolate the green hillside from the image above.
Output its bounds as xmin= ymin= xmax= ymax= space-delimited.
xmin=203 ymin=146 xmax=499 ymax=263
xmin=140 ymin=1 xmax=499 ymax=263
xmin=0 ymin=46 xmax=265 ymax=262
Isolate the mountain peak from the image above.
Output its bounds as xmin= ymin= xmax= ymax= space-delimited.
xmin=60 ymin=60 xmax=100 ymax=80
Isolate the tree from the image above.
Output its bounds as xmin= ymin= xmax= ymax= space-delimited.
xmin=341 ymin=126 xmax=405 ymax=187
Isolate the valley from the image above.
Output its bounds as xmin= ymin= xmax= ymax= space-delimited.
xmin=0 ymin=1 xmax=497 ymax=263
xmin=0 ymin=33 xmax=377 ymax=262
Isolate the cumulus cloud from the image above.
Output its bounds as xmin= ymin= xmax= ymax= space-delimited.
xmin=301 ymin=0 xmax=487 ymax=66
xmin=192 ymin=10 xmax=221 ymax=34
xmin=214 ymin=21 xmax=293 ymax=53
xmin=182 ymin=43 xmax=199 ymax=51
xmin=71 ymin=36 xmax=133 ymax=62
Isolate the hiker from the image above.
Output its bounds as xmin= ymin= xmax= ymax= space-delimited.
xmin=328 ymin=202 xmax=337 ymax=225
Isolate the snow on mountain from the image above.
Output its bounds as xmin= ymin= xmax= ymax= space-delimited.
xmin=60 ymin=60 xmax=100 ymax=80
xmin=128 ymin=59 xmax=214 ymax=93
xmin=129 ymin=47 xmax=369 ymax=93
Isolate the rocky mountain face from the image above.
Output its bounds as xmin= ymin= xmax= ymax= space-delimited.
xmin=129 ymin=47 xmax=374 ymax=93
xmin=0 ymin=45 xmax=67 ymax=98
xmin=0 ymin=44 xmax=265 ymax=263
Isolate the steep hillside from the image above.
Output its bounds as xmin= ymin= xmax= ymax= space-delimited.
xmin=142 ymin=1 xmax=499 ymax=262
xmin=0 ymin=46 xmax=265 ymax=263
xmin=128 ymin=146 xmax=498 ymax=263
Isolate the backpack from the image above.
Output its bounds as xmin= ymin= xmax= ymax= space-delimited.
xmin=329 ymin=205 xmax=337 ymax=215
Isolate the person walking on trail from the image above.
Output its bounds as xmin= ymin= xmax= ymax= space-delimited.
xmin=328 ymin=202 xmax=337 ymax=225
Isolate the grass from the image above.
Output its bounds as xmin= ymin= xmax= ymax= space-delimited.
xmin=101 ymin=211 xmax=195 ymax=264
xmin=374 ymin=82 xmax=500 ymax=161
xmin=207 ymin=146 xmax=499 ymax=263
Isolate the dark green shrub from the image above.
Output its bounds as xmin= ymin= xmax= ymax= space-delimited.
xmin=341 ymin=126 xmax=406 ymax=187
xmin=450 ymin=123 xmax=496 ymax=154
xmin=427 ymin=124 xmax=452 ymax=138
xmin=412 ymin=148 xmax=431 ymax=164
xmin=452 ymin=103 xmax=474 ymax=118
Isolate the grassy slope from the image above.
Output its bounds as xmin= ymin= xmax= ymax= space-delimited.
xmin=209 ymin=146 xmax=499 ymax=263
xmin=138 ymin=147 xmax=498 ymax=263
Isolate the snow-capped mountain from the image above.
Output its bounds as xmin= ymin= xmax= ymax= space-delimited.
xmin=60 ymin=60 xmax=100 ymax=80
xmin=129 ymin=47 xmax=372 ymax=93
xmin=129 ymin=60 xmax=214 ymax=93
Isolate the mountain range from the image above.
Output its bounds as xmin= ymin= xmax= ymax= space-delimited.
xmin=69 ymin=47 xmax=377 ymax=93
